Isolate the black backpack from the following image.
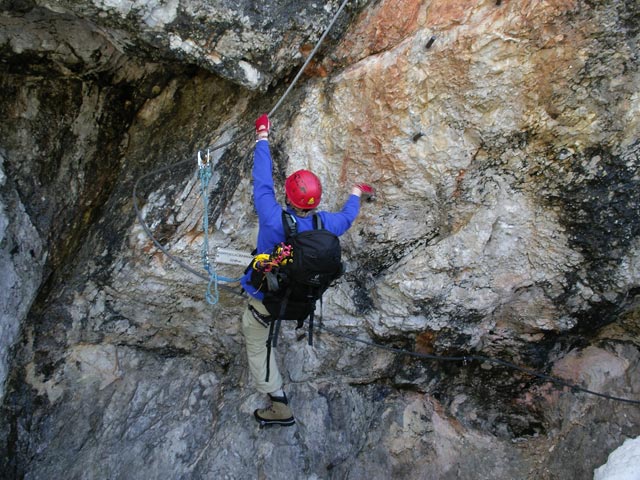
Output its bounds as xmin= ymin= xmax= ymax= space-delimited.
xmin=248 ymin=211 xmax=343 ymax=381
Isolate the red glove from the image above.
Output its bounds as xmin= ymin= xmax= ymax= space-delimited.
xmin=255 ymin=114 xmax=270 ymax=138
xmin=355 ymin=183 xmax=375 ymax=201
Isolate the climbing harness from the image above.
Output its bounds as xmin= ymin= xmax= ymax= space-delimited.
xmin=251 ymin=243 xmax=293 ymax=275
xmin=132 ymin=0 xmax=352 ymax=301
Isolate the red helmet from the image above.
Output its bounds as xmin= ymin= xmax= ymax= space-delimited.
xmin=284 ymin=169 xmax=322 ymax=209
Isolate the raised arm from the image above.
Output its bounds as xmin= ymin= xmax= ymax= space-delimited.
xmin=252 ymin=114 xmax=281 ymax=222
xmin=319 ymin=183 xmax=375 ymax=236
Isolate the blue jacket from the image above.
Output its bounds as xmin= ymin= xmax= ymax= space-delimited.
xmin=241 ymin=140 xmax=361 ymax=299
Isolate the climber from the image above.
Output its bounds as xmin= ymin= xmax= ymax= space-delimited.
xmin=240 ymin=113 xmax=373 ymax=427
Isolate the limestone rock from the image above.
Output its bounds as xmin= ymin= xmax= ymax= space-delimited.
xmin=1 ymin=0 xmax=361 ymax=89
xmin=0 ymin=153 xmax=45 ymax=401
xmin=1 ymin=0 xmax=639 ymax=478
xmin=594 ymin=436 xmax=640 ymax=480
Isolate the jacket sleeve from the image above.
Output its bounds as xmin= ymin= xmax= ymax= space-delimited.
xmin=253 ymin=141 xmax=284 ymax=226
xmin=242 ymin=140 xmax=284 ymax=299
xmin=318 ymin=194 xmax=361 ymax=236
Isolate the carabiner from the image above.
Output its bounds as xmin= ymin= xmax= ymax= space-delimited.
xmin=197 ymin=149 xmax=211 ymax=169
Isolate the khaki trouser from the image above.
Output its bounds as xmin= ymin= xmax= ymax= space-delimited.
xmin=242 ymin=297 xmax=283 ymax=394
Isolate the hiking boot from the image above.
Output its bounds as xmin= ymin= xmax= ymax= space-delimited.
xmin=254 ymin=393 xmax=295 ymax=427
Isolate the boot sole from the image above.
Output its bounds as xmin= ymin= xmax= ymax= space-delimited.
xmin=254 ymin=411 xmax=296 ymax=427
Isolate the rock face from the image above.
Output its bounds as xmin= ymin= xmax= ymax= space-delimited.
xmin=1 ymin=0 xmax=639 ymax=479
xmin=1 ymin=0 xmax=357 ymax=89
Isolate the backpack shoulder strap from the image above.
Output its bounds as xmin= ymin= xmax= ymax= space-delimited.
xmin=282 ymin=210 xmax=298 ymax=238
xmin=312 ymin=213 xmax=323 ymax=230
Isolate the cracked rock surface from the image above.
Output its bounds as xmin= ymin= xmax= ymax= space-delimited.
xmin=1 ymin=0 xmax=639 ymax=478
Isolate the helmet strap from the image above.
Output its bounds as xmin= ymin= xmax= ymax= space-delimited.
xmin=285 ymin=198 xmax=315 ymax=217
xmin=294 ymin=207 xmax=315 ymax=217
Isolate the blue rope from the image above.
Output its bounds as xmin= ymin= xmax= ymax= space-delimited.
xmin=198 ymin=156 xmax=242 ymax=305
